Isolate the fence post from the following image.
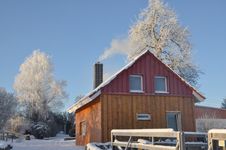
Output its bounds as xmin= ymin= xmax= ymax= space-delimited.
xmin=180 ymin=132 xmax=185 ymax=150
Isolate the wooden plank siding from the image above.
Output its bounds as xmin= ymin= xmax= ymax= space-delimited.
xmin=102 ymin=51 xmax=193 ymax=97
xmin=75 ymin=97 xmax=102 ymax=145
xmin=101 ymin=94 xmax=196 ymax=142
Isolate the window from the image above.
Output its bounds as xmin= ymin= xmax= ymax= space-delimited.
xmin=137 ymin=113 xmax=151 ymax=121
xmin=154 ymin=76 xmax=167 ymax=93
xmin=129 ymin=75 xmax=143 ymax=92
xmin=80 ymin=121 xmax=86 ymax=136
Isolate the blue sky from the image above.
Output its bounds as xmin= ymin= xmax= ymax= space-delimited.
xmin=0 ymin=0 xmax=226 ymax=110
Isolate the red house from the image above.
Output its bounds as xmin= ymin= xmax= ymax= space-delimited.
xmin=68 ymin=50 xmax=205 ymax=145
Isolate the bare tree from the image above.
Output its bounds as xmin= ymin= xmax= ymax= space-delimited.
xmin=0 ymin=88 xmax=17 ymax=129
xmin=14 ymin=50 xmax=67 ymax=122
xmin=100 ymin=0 xmax=201 ymax=86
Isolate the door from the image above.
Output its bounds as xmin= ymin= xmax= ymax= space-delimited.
xmin=166 ymin=112 xmax=182 ymax=131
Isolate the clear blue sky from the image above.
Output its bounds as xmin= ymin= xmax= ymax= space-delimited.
xmin=0 ymin=0 xmax=226 ymax=110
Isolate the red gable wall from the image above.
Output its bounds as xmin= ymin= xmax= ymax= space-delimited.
xmin=102 ymin=51 xmax=193 ymax=97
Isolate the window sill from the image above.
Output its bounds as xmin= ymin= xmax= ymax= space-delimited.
xmin=130 ymin=90 xmax=144 ymax=93
xmin=155 ymin=91 xmax=169 ymax=94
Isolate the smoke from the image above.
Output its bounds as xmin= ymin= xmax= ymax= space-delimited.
xmin=98 ymin=0 xmax=150 ymax=62
xmin=98 ymin=37 xmax=133 ymax=61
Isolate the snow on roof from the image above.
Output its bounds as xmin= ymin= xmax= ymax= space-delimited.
xmin=67 ymin=49 xmax=205 ymax=113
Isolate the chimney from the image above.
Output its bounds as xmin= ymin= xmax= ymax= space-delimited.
xmin=93 ymin=62 xmax=103 ymax=89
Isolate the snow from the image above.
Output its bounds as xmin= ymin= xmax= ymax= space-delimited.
xmin=0 ymin=141 xmax=7 ymax=148
xmin=6 ymin=133 xmax=84 ymax=150
xmin=183 ymin=131 xmax=207 ymax=135
xmin=112 ymin=128 xmax=174 ymax=133
xmin=137 ymin=139 xmax=152 ymax=144
xmin=209 ymin=129 xmax=226 ymax=134
xmin=86 ymin=142 xmax=111 ymax=150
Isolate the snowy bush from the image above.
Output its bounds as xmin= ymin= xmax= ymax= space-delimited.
xmin=196 ymin=113 xmax=226 ymax=132
xmin=31 ymin=122 xmax=49 ymax=139
xmin=196 ymin=119 xmax=226 ymax=132
xmin=4 ymin=115 xmax=31 ymax=134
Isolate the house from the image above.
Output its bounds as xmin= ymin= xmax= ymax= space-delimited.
xmin=68 ymin=50 xmax=205 ymax=146
xmin=195 ymin=105 xmax=226 ymax=119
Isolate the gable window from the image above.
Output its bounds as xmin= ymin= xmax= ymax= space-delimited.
xmin=129 ymin=75 xmax=143 ymax=92
xmin=80 ymin=121 xmax=87 ymax=136
xmin=154 ymin=76 xmax=168 ymax=93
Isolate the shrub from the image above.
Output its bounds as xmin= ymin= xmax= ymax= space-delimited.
xmin=68 ymin=127 xmax=75 ymax=137
xmin=31 ymin=122 xmax=49 ymax=139
xmin=4 ymin=116 xmax=31 ymax=134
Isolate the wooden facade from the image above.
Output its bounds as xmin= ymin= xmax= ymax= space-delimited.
xmin=73 ymin=51 xmax=204 ymax=145
xmin=101 ymin=94 xmax=196 ymax=142
xmin=76 ymin=98 xmax=101 ymax=145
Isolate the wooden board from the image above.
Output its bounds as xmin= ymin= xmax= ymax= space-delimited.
xmin=75 ymin=97 xmax=102 ymax=145
xmin=101 ymin=94 xmax=196 ymax=142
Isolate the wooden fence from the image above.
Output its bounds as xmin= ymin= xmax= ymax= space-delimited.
xmin=111 ymin=129 xmax=182 ymax=150
xmin=208 ymin=129 xmax=226 ymax=150
xmin=111 ymin=129 xmax=208 ymax=150
xmin=0 ymin=131 xmax=15 ymax=142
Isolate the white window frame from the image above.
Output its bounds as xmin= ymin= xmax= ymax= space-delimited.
xmin=129 ymin=75 xmax=143 ymax=93
xmin=154 ymin=76 xmax=168 ymax=93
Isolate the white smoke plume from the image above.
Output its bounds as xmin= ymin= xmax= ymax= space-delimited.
xmin=99 ymin=37 xmax=135 ymax=61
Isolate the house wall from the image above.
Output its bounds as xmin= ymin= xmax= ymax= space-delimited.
xmin=75 ymin=97 xmax=102 ymax=145
xmin=101 ymin=94 xmax=196 ymax=142
xmin=102 ymin=52 xmax=193 ymax=97
xmin=195 ymin=106 xmax=226 ymax=119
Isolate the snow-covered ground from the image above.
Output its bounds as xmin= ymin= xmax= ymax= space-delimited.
xmin=1 ymin=133 xmax=84 ymax=150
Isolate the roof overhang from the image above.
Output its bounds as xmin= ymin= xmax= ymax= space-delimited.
xmin=67 ymin=90 xmax=101 ymax=113
xmin=192 ymin=90 xmax=205 ymax=103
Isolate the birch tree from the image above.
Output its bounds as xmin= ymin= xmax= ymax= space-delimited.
xmin=100 ymin=0 xmax=201 ymax=86
xmin=14 ymin=50 xmax=67 ymax=122
xmin=0 ymin=88 xmax=17 ymax=129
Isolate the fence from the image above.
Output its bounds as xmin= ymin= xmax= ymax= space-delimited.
xmin=0 ymin=131 xmax=15 ymax=142
xmin=111 ymin=129 xmax=209 ymax=150
xmin=182 ymin=132 xmax=207 ymax=150
xmin=208 ymin=129 xmax=226 ymax=150
xmin=111 ymin=129 xmax=182 ymax=150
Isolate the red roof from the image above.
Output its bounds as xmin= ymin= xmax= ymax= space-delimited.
xmin=68 ymin=50 xmax=205 ymax=113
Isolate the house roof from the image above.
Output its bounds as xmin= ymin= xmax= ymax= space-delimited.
xmin=68 ymin=49 xmax=205 ymax=113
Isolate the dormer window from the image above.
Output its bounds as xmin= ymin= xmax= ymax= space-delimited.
xmin=154 ymin=76 xmax=168 ymax=93
xmin=129 ymin=75 xmax=143 ymax=93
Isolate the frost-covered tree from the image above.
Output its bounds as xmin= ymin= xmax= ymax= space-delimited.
xmin=221 ymin=98 xmax=226 ymax=109
xmin=0 ymin=88 xmax=17 ymax=129
xmin=100 ymin=0 xmax=201 ymax=86
xmin=14 ymin=50 xmax=67 ymax=122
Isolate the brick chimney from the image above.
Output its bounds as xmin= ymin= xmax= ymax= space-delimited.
xmin=93 ymin=62 xmax=103 ymax=89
